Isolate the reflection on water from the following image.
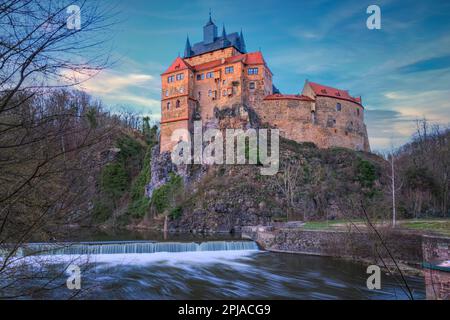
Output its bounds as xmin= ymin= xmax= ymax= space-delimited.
xmin=54 ymin=228 xmax=242 ymax=243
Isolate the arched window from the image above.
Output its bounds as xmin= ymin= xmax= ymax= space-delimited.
xmin=336 ymin=103 xmax=342 ymax=111
xmin=167 ymin=102 xmax=171 ymax=110
xmin=176 ymin=100 xmax=180 ymax=108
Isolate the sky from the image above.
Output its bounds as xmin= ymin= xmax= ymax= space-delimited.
xmin=77 ymin=0 xmax=450 ymax=152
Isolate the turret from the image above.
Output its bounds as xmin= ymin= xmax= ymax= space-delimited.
xmin=203 ymin=13 xmax=217 ymax=44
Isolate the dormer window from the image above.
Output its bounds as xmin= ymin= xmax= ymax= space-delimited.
xmin=336 ymin=103 xmax=342 ymax=111
xmin=321 ymin=89 xmax=327 ymax=94
xmin=336 ymin=92 xmax=341 ymax=96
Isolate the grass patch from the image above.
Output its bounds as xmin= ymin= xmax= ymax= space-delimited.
xmin=401 ymin=220 xmax=450 ymax=236
xmin=302 ymin=220 xmax=343 ymax=230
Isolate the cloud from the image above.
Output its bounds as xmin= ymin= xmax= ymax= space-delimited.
xmin=80 ymin=72 xmax=155 ymax=94
xmin=396 ymin=55 xmax=450 ymax=74
xmin=61 ymin=67 xmax=161 ymax=117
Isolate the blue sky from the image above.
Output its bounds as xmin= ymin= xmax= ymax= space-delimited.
xmin=79 ymin=0 xmax=450 ymax=151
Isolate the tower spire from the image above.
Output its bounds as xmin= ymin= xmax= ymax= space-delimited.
xmin=221 ymin=24 xmax=230 ymax=46
xmin=239 ymin=28 xmax=247 ymax=53
xmin=184 ymin=35 xmax=193 ymax=58
xmin=207 ymin=9 xmax=213 ymax=25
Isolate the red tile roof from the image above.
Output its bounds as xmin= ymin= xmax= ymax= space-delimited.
xmin=308 ymin=81 xmax=362 ymax=105
xmin=161 ymin=57 xmax=192 ymax=75
xmin=264 ymin=94 xmax=314 ymax=102
xmin=163 ymin=51 xmax=268 ymax=75
xmin=193 ymin=51 xmax=271 ymax=73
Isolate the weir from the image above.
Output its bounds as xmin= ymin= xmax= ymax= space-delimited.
xmin=20 ymin=240 xmax=259 ymax=256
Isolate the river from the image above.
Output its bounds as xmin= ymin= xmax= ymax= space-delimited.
xmin=1 ymin=230 xmax=425 ymax=300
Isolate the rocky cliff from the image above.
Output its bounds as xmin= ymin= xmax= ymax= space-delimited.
xmin=145 ymin=138 xmax=388 ymax=233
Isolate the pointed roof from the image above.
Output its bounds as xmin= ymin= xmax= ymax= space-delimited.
xmin=205 ymin=11 xmax=214 ymax=26
xmin=221 ymin=24 xmax=231 ymax=46
xmin=239 ymin=29 xmax=247 ymax=53
xmin=307 ymin=81 xmax=363 ymax=106
xmin=161 ymin=57 xmax=192 ymax=75
xmin=184 ymin=35 xmax=193 ymax=58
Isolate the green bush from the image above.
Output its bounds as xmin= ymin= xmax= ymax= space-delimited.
xmin=127 ymin=145 xmax=153 ymax=218
xmin=151 ymin=173 xmax=183 ymax=215
xmin=356 ymin=158 xmax=377 ymax=188
xmin=100 ymin=163 xmax=128 ymax=198
xmin=169 ymin=206 xmax=183 ymax=219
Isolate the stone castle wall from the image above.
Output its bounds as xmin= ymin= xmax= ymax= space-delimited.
xmin=256 ymin=96 xmax=370 ymax=151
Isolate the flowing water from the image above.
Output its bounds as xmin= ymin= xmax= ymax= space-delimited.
xmin=1 ymin=232 xmax=425 ymax=300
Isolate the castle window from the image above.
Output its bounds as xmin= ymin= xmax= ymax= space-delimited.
xmin=357 ymin=108 xmax=360 ymax=116
xmin=311 ymin=111 xmax=316 ymax=124
xmin=176 ymin=73 xmax=184 ymax=81
xmin=208 ymin=89 xmax=212 ymax=97
xmin=336 ymin=103 xmax=342 ymax=111
xmin=249 ymin=82 xmax=255 ymax=90
xmin=176 ymin=100 xmax=180 ymax=108
xmin=196 ymin=74 xmax=204 ymax=81
xmin=167 ymin=102 xmax=171 ymax=110
xmin=165 ymin=90 xmax=169 ymax=97
xmin=225 ymin=66 xmax=234 ymax=74
xmin=180 ymin=86 xmax=184 ymax=93
xmin=197 ymin=91 xmax=201 ymax=100
xmin=248 ymin=68 xmax=259 ymax=75
xmin=206 ymin=72 xmax=214 ymax=79
xmin=167 ymin=75 xmax=175 ymax=83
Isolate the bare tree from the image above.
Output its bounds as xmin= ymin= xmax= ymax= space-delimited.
xmin=0 ymin=0 xmax=117 ymax=298
xmin=273 ymin=160 xmax=303 ymax=221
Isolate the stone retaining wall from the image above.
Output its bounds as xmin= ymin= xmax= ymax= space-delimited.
xmin=422 ymin=235 xmax=450 ymax=300
xmin=242 ymin=226 xmax=423 ymax=264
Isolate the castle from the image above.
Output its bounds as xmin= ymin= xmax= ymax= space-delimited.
xmin=159 ymin=15 xmax=370 ymax=153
